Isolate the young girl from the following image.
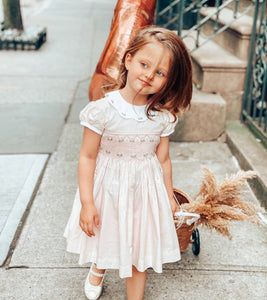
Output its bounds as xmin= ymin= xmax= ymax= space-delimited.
xmin=64 ymin=26 xmax=192 ymax=300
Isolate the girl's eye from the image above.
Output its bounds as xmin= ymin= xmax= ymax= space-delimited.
xmin=156 ymin=70 xmax=164 ymax=76
xmin=141 ymin=62 xmax=147 ymax=68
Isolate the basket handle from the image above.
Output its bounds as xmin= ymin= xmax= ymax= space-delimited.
xmin=174 ymin=211 xmax=200 ymax=226
xmin=173 ymin=192 xmax=183 ymax=211
xmin=173 ymin=191 xmax=200 ymax=229
xmin=257 ymin=212 xmax=267 ymax=226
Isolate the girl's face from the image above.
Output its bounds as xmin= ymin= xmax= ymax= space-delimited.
xmin=125 ymin=41 xmax=171 ymax=98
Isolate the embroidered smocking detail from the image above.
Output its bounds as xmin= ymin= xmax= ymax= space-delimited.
xmin=99 ymin=133 xmax=160 ymax=161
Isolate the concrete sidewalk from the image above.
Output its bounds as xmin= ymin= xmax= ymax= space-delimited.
xmin=0 ymin=0 xmax=114 ymax=266
xmin=0 ymin=0 xmax=266 ymax=299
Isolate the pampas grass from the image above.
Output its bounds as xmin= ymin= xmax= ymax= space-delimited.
xmin=181 ymin=168 xmax=265 ymax=239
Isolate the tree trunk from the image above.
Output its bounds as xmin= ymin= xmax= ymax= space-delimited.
xmin=2 ymin=0 xmax=24 ymax=31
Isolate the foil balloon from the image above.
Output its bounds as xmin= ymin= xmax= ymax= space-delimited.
xmin=89 ymin=0 xmax=157 ymax=101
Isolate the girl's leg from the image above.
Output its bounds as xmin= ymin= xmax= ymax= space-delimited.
xmin=89 ymin=263 xmax=105 ymax=285
xmin=126 ymin=265 xmax=147 ymax=300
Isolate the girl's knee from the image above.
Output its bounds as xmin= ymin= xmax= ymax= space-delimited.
xmin=132 ymin=265 xmax=138 ymax=272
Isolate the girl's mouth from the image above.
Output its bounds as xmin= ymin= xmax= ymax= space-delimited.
xmin=139 ymin=78 xmax=151 ymax=87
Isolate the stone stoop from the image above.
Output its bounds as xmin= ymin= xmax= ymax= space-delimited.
xmin=171 ymin=87 xmax=226 ymax=142
xmin=180 ymin=6 xmax=253 ymax=127
xmin=169 ymin=6 xmax=253 ymax=141
xmin=189 ymin=40 xmax=247 ymax=94
xmin=200 ymin=7 xmax=253 ymax=61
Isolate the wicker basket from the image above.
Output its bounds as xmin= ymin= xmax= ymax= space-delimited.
xmin=173 ymin=188 xmax=195 ymax=252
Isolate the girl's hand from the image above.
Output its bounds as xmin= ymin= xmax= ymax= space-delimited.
xmin=169 ymin=198 xmax=181 ymax=220
xmin=79 ymin=203 xmax=100 ymax=237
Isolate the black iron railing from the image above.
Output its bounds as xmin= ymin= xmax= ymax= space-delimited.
xmin=242 ymin=0 xmax=267 ymax=147
xmin=156 ymin=0 xmax=255 ymax=52
xmin=157 ymin=0 xmax=267 ymax=147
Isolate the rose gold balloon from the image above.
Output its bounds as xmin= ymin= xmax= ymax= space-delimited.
xmin=89 ymin=0 xmax=157 ymax=101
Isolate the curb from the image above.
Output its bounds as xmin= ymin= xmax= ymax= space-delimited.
xmin=0 ymin=154 xmax=49 ymax=266
xmin=225 ymin=121 xmax=267 ymax=208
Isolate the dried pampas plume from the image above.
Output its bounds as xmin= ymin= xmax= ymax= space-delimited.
xmin=181 ymin=168 xmax=265 ymax=239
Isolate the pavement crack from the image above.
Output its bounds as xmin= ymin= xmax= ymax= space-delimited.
xmin=4 ymin=266 xmax=267 ymax=274
xmin=6 ymin=265 xmax=30 ymax=270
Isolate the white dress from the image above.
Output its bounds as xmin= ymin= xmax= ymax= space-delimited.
xmin=64 ymin=90 xmax=181 ymax=278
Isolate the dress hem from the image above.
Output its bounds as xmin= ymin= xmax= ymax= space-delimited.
xmin=64 ymin=244 xmax=181 ymax=278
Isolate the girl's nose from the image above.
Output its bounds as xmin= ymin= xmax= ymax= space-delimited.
xmin=145 ymin=71 xmax=154 ymax=81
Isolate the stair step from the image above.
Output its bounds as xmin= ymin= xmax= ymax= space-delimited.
xmin=183 ymin=32 xmax=247 ymax=93
xmin=226 ymin=121 xmax=267 ymax=207
xmin=200 ymin=7 xmax=254 ymax=60
xmin=171 ymin=87 xmax=226 ymax=142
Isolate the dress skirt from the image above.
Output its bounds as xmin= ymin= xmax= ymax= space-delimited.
xmin=64 ymin=133 xmax=181 ymax=278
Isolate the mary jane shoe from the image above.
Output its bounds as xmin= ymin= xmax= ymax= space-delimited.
xmin=84 ymin=264 xmax=105 ymax=300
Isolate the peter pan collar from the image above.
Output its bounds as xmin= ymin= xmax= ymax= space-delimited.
xmin=106 ymin=90 xmax=149 ymax=121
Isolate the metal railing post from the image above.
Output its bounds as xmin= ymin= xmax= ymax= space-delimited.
xmin=214 ymin=0 xmax=220 ymax=32
xmin=242 ymin=0 xmax=260 ymax=118
xmin=196 ymin=1 xmax=202 ymax=47
xmin=178 ymin=0 xmax=185 ymax=36
xmin=255 ymin=0 xmax=267 ymax=129
xmin=234 ymin=0 xmax=240 ymax=18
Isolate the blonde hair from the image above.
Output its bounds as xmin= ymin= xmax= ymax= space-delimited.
xmin=116 ymin=26 xmax=193 ymax=120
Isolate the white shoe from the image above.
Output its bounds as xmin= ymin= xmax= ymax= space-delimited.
xmin=84 ymin=264 xmax=105 ymax=300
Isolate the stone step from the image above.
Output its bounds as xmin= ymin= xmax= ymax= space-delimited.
xmin=200 ymin=7 xmax=253 ymax=61
xmin=225 ymin=121 xmax=267 ymax=207
xmin=183 ymin=32 xmax=247 ymax=93
xmin=171 ymin=87 xmax=226 ymax=142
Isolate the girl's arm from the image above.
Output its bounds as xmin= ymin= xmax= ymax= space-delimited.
xmin=78 ymin=127 xmax=101 ymax=237
xmin=156 ymin=136 xmax=180 ymax=217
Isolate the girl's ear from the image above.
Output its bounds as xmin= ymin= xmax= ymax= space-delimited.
xmin=125 ymin=53 xmax=132 ymax=70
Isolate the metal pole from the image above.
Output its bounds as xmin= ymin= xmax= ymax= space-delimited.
xmin=234 ymin=0 xmax=240 ymax=18
xmin=214 ymin=0 xmax=220 ymax=32
xmin=178 ymin=0 xmax=185 ymax=36
xmin=242 ymin=0 xmax=260 ymax=119
xmin=257 ymin=0 xmax=266 ymax=127
xmin=195 ymin=0 xmax=202 ymax=48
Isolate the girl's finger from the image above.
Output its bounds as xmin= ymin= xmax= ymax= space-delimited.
xmin=86 ymin=226 xmax=92 ymax=237
xmin=80 ymin=222 xmax=86 ymax=234
xmin=88 ymin=222 xmax=95 ymax=236
xmin=94 ymin=215 xmax=100 ymax=228
xmin=80 ymin=220 xmax=95 ymax=237
xmin=173 ymin=211 xmax=178 ymax=219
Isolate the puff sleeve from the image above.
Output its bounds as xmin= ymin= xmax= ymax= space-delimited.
xmin=160 ymin=112 xmax=178 ymax=137
xmin=79 ymin=98 xmax=107 ymax=135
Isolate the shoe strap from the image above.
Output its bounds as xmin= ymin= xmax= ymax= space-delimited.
xmin=90 ymin=268 xmax=105 ymax=278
